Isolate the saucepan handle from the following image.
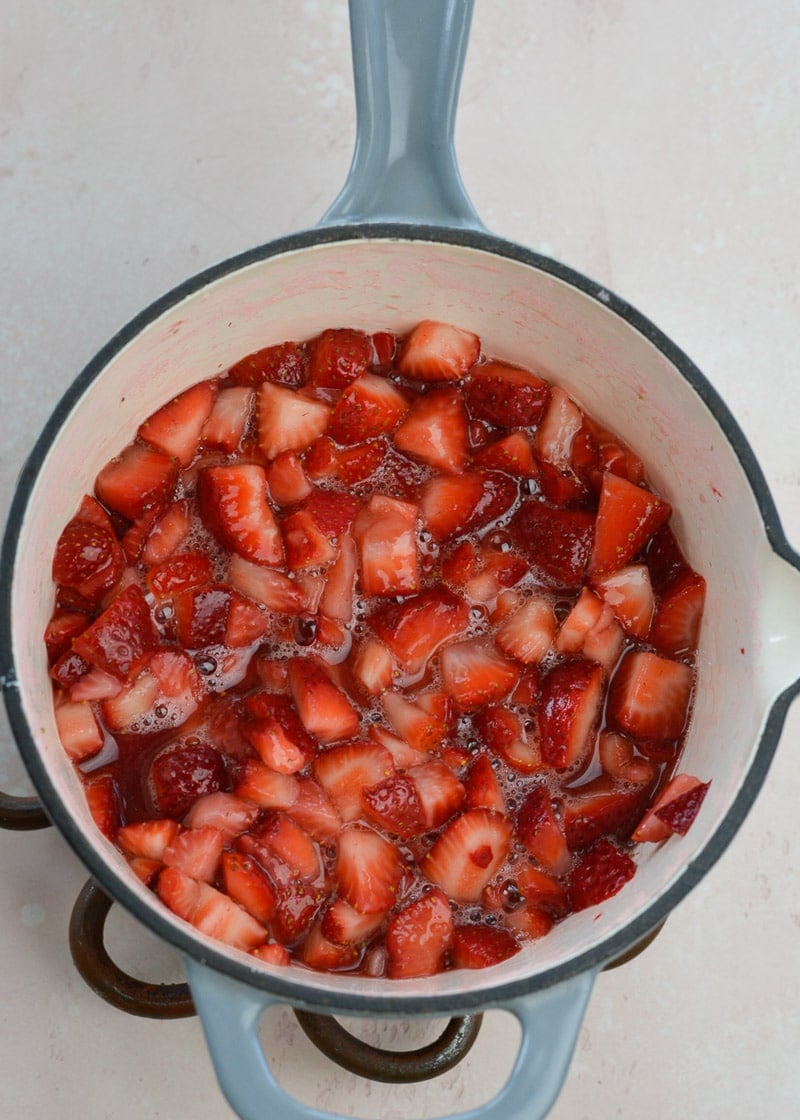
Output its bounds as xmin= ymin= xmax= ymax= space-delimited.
xmin=320 ymin=0 xmax=483 ymax=230
xmin=184 ymin=955 xmax=595 ymax=1120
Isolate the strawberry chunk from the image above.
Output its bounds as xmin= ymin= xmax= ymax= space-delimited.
xmin=335 ymin=824 xmax=405 ymax=913
xmin=138 ymin=381 xmax=217 ymax=466
xmin=352 ymin=494 xmax=420 ymax=597
xmin=314 ymin=741 xmax=395 ymax=822
xmin=72 ymin=584 xmax=158 ymax=679
xmin=423 ymin=809 xmax=513 ymax=902
xmin=52 ymin=515 xmax=124 ymax=603
xmin=173 ymin=583 xmax=231 ymax=648
xmin=407 ymin=760 xmax=466 ymax=829
xmin=655 ymin=778 xmax=710 ymax=834
xmin=234 ymin=760 xmax=300 ymax=811
xmin=397 ymin=320 xmax=480 ymax=382
xmin=54 ymin=696 xmax=104 ymax=761
xmin=84 ymin=773 xmax=121 ymax=837
xmin=451 ymin=923 xmax=520 ymax=969
xmin=149 ymin=741 xmax=226 ymax=818
xmin=183 ymin=792 xmax=260 ymax=838
xmin=197 ymin=464 xmax=283 ymax=566
xmin=567 ymin=838 xmax=636 ymax=912
xmin=382 ymin=692 xmax=447 ymax=753
xmin=328 ymin=373 xmax=409 ymax=444
xmin=633 ymin=773 xmax=711 ymax=842
xmin=201 ymin=385 xmax=254 ymax=452
xmin=249 ymin=811 xmax=322 ymax=882
xmin=257 ymin=382 xmax=332 ymax=460
xmin=517 ymin=786 xmax=571 ymax=875
xmin=509 ymin=500 xmax=594 ymax=588
xmin=473 ymin=706 xmax=542 ymax=774
xmin=440 ymin=639 xmax=520 ymax=712
xmin=221 ymin=851 xmax=278 ymax=925
xmin=44 ymin=610 xmax=90 ymax=663
xmin=534 ymin=385 xmax=584 ymax=470
xmin=158 ymin=866 xmax=267 ymax=950
xmin=465 ymin=361 xmax=550 ymax=428
xmin=140 ymin=501 xmax=191 ymax=567
xmin=495 ymin=594 xmax=556 ymax=665
xmin=117 ymin=818 xmax=180 ymax=861
xmin=265 ymin=449 xmax=313 ymax=505
xmin=307 ymin=328 xmax=372 ymax=389
xmin=386 ymin=888 xmax=454 ymax=978
xmin=562 ymin=774 xmax=654 ymax=849
xmin=350 ymin=637 xmax=394 ymax=697
xmin=228 ymin=340 xmax=308 ymax=388
xmin=226 ymin=554 xmax=305 ymax=612
xmin=393 ymin=387 xmax=469 ymax=473
xmin=420 ymin=471 xmax=517 ymax=543
xmin=473 ymin=431 xmax=537 ymax=476
xmin=147 ymin=551 xmax=214 ymax=598
xmin=588 ymin=472 xmax=671 ymax=577
xmin=463 ymin=753 xmax=506 ymax=813
xmin=554 ymin=587 xmax=625 ymax=674
xmin=298 ymin=923 xmax=361 ymax=971
xmin=592 ymin=563 xmax=655 ymax=639
xmin=607 ymin=650 xmax=693 ymax=741
xmin=649 ymin=569 xmax=706 ymax=656
xmin=538 ymin=660 xmax=603 ymax=770
xmin=361 ymin=774 xmax=425 ymax=839
xmin=321 ymin=898 xmax=387 ymax=946
xmin=288 ymin=658 xmax=360 ymax=744
xmin=95 ymin=443 xmax=179 ymax=521
xmin=163 ymin=826 xmax=224 ymax=883
xmin=336 ymin=440 xmax=387 ymax=484
xmin=369 ymin=587 xmax=470 ymax=675
xmin=287 ymin=776 xmax=343 ymax=841
xmin=598 ymin=731 xmax=659 ymax=785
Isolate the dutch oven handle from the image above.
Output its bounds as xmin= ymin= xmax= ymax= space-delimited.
xmin=0 ymin=790 xmax=50 ymax=830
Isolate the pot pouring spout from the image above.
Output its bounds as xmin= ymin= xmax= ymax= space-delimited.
xmin=761 ymin=548 xmax=800 ymax=702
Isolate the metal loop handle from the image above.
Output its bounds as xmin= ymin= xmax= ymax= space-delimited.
xmin=0 ymin=790 xmax=50 ymax=831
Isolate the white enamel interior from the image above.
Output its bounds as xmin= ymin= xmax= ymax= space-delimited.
xmin=9 ymin=236 xmax=800 ymax=1007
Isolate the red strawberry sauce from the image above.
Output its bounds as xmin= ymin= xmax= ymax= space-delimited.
xmin=46 ymin=321 xmax=709 ymax=976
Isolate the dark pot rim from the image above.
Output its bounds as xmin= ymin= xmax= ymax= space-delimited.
xmin=2 ymin=222 xmax=798 ymax=1015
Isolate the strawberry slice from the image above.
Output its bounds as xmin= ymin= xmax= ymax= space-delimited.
xmin=163 ymin=826 xmax=224 ymax=883
xmin=158 ymin=866 xmax=267 ymax=950
xmin=257 ymin=382 xmax=332 ymax=460
xmin=197 ymin=464 xmax=283 ymax=566
xmin=567 ymin=838 xmax=636 ymax=911
xmin=407 ymin=760 xmax=466 ymax=829
xmin=287 ymin=658 xmax=360 ymax=744
xmin=509 ymin=500 xmax=594 ymax=588
xmin=252 ymin=942 xmax=292 ymax=966
xmin=287 ymin=776 xmax=343 ymax=841
xmin=201 ymin=385 xmax=254 ymax=452
xmin=554 ymin=587 xmax=625 ymax=674
xmin=117 ymin=818 xmax=180 ymax=861
xmin=328 ymin=373 xmax=409 ymax=444
xmin=280 ymin=509 xmax=337 ymax=570
xmin=249 ymin=811 xmax=323 ymax=882
xmin=562 ymin=774 xmax=654 ymax=849
xmin=318 ymin=534 xmax=358 ymax=621
xmin=588 ymin=472 xmax=671 ymax=577
xmin=321 ymin=898 xmax=387 ymax=945
xmin=95 ymin=443 xmax=179 ymax=521
xmin=350 ymin=637 xmax=394 ymax=697
xmin=225 ymin=592 xmax=271 ymax=647
xmin=535 ymin=385 xmax=584 ymax=469
xmin=149 ymin=741 xmax=226 ymax=818
xmin=473 ymin=431 xmax=537 ymax=476
xmin=397 ymin=320 xmax=480 ymax=382
xmin=463 ymin=753 xmax=506 ymax=813
xmin=314 ymin=741 xmax=395 ymax=822
xmin=517 ymin=786 xmax=571 ymax=874
xmin=423 ymin=809 xmax=513 ymax=902
xmin=451 ymin=923 xmax=520 ymax=969
xmin=607 ymin=650 xmax=693 ymax=741
xmin=386 ymin=888 xmax=454 ymax=978
xmin=465 ymin=361 xmax=550 ymax=428
xmin=353 ymin=494 xmax=420 ymax=598
xmin=649 ymin=569 xmax=706 ymax=655
xmin=138 ymin=381 xmax=217 ymax=466
xmin=183 ymin=792 xmax=260 ymax=838
xmin=335 ymin=824 xmax=405 ymax=913
xmin=633 ymin=773 xmax=711 ymax=842
xmin=592 ymin=563 xmax=655 ymax=639
xmin=54 ymin=696 xmax=104 ymax=761
xmin=228 ymin=340 xmax=308 ymax=388
xmin=52 ymin=515 xmax=124 ymax=602
xmin=473 ymin=705 xmax=542 ymax=774
xmin=495 ymin=594 xmax=556 ymax=664
xmin=298 ymin=923 xmax=361 ymax=971
xmin=420 ymin=471 xmax=517 ymax=542
xmin=72 ymin=584 xmax=157 ymax=679
xmin=221 ymin=851 xmax=277 ymax=924
xmin=538 ymin=660 xmax=603 ymax=770
xmin=368 ymin=725 xmax=429 ymax=770
xmin=44 ymin=610 xmax=90 ymax=663
xmin=392 ymin=387 xmax=469 ymax=473
xmin=382 ymin=691 xmax=447 ymax=752
xmin=265 ymin=449 xmax=313 ymax=505
xmin=141 ymin=501 xmax=191 ymax=567
xmin=369 ymin=587 xmax=470 ymax=675
xmin=234 ymin=760 xmax=300 ymax=811
xmin=67 ymin=665 xmax=122 ymax=703
xmin=440 ymin=639 xmax=520 ymax=712
xmin=226 ymin=554 xmax=305 ymax=612
xmin=361 ymin=774 xmax=425 ymax=839
xmin=307 ymin=328 xmax=372 ymax=389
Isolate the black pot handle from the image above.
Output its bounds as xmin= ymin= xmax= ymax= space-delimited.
xmin=0 ymin=790 xmax=50 ymax=831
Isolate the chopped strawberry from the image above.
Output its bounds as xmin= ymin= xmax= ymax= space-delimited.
xmin=288 ymin=658 xmax=360 ymax=744
xmin=644 ymin=523 xmax=691 ymax=592
xmin=226 ymin=554 xmax=304 ymax=613
xmin=386 ymin=888 xmax=454 ymax=978
xmin=314 ymin=741 xmax=395 ymax=822
xmin=117 ymin=818 xmax=180 ymax=861
xmin=597 ymin=731 xmax=659 ymax=786
xmin=607 ymin=650 xmax=693 ymax=741
xmin=197 ymin=464 xmax=284 ymax=566
xmin=463 ymin=753 xmax=506 ymax=813
xmin=509 ymin=500 xmax=594 ymax=588
xmin=567 ymin=838 xmax=636 ymax=911
xmin=265 ymin=449 xmax=313 ymax=505
xmin=158 ymin=866 xmax=267 ymax=950
xmin=371 ymin=331 xmax=398 ymax=366
xmin=329 ymin=373 xmax=409 ymax=444
xmin=149 ymin=741 xmax=226 ymax=818
xmin=335 ymin=824 xmax=405 ymax=913
xmin=302 ymin=435 xmax=339 ymax=480
xmin=368 ymin=725 xmax=429 ymax=770
xmin=69 ymin=665 xmax=122 ymax=702
xmin=250 ymin=811 xmax=322 ymax=882
xmin=397 ymin=320 xmax=480 ymax=382
xmin=473 ymin=431 xmax=537 ymax=476
xmin=369 ymin=587 xmax=470 ymax=675
xmin=535 ymin=460 xmax=591 ymax=507
xmin=128 ymin=858 xmax=162 ymax=885
xmin=392 ymin=386 xmax=469 ymax=473
xmin=163 ymin=826 xmax=224 ymax=883
xmin=44 ymin=610 xmax=90 ymax=663
xmin=465 ymin=361 xmax=550 ymax=428
xmin=495 ymin=594 xmax=556 ymax=664
xmin=173 ymin=583 xmax=231 ymax=648
xmin=287 ymin=776 xmax=343 ymax=841
xmin=183 ymin=792 xmax=260 ymax=838
xmin=141 ymin=502 xmax=191 ymax=567
xmin=588 ymin=472 xmax=671 ymax=577
xmin=336 ymin=439 xmax=387 ymax=484
xmin=382 ymin=691 xmax=447 ymax=752
xmin=228 ymin=340 xmax=308 ymax=388
xmin=226 ymin=592 xmax=271 ymax=647
xmin=138 ymin=381 xmax=217 ymax=466
xmin=201 ymin=385 xmax=254 ymax=452
xmin=147 ymin=551 xmax=213 ymax=598
xmin=517 ymin=786 xmax=571 ymax=874
xmin=72 ymin=584 xmax=158 ymax=679
xmin=451 ymin=923 xmax=520 ymax=969
xmin=591 ymin=563 xmax=655 ymax=639
xmin=95 ymin=443 xmax=179 ymax=521
xmin=538 ymin=660 xmax=603 ymax=770
xmin=257 ymin=382 xmax=332 ymax=460
xmin=280 ymin=509 xmax=337 ymax=570
xmin=423 ymin=809 xmax=513 ymax=902
xmin=252 ymin=942 xmax=292 ymax=967
xmin=562 ymin=775 xmax=654 ymax=849
xmin=535 ymin=385 xmax=584 ymax=469
xmin=484 ymin=863 xmax=569 ymax=918
xmin=420 ymin=471 xmax=517 ymax=543
xmin=242 ymin=717 xmax=309 ymax=774
xmin=350 ymin=637 xmax=394 ymax=697
xmin=461 ymin=546 xmax=529 ymax=605
xmin=54 ymin=696 xmax=104 ymax=761
xmin=221 ymin=851 xmax=277 ymax=924
xmin=305 ymin=488 xmax=363 ymax=537
xmin=307 ymin=328 xmax=372 ymax=389
xmin=440 ymin=639 xmax=520 ymax=712
xmin=473 ymin=706 xmax=542 ymax=774
xmin=84 ymin=773 xmax=121 ymax=837
xmin=581 ymin=416 xmax=645 ymax=486
xmin=361 ymin=774 xmax=425 ymax=839
xmin=633 ymin=773 xmax=711 ymax=842
xmin=353 ymin=494 xmax=420 ymax=598
xmin=298 ymin=923 xmax=361 ymax=971
xmin=407 ymin=760 xmax=466 ymax=829
xmin=649 ymin=569 xmax=706 ymax=656
xmin=319 ymin=534 xmax=357 ymax=621
xmin=505 ymin=906 xmax=556 ymax=940
xmin=321 ymin=898 xmax=387 ymax=945
xmin=234 ymin=760 xmax=300 ymax=811
xmin=554 ymin=587 xmax=625 ymax=674
xmin=52 ymin=515 xmax=124 ymax=602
